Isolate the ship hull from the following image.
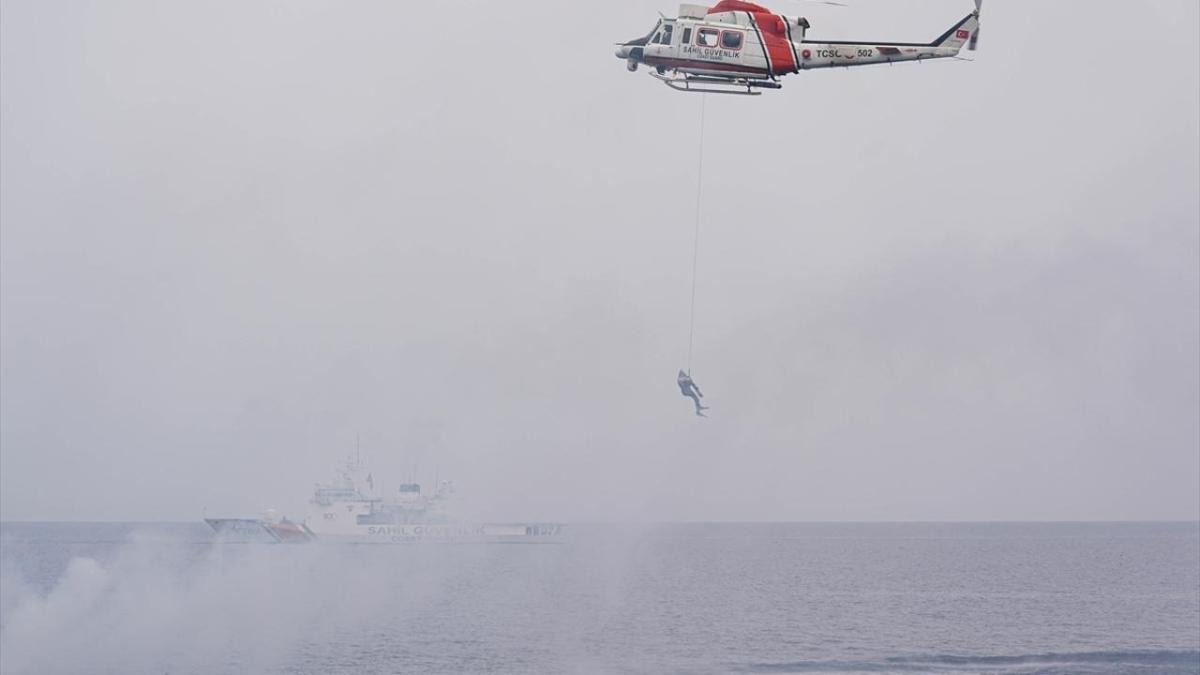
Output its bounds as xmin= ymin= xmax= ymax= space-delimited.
xmin=207 ymin=518 xmax=562 ymax=544
xmin=307 ymin=522 xmax=563 ymax=544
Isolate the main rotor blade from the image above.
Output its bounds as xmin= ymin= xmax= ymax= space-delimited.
xmin=783 ymin=0 xmax=849 ymax=8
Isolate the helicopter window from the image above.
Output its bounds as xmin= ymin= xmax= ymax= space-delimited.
xmin=721 ymin=31 xmax=743 ymax=50
xmin=682 ymin=28 xmax=692 ymax=45
xmin=697 ymin=28 xmax=719 ymax=48
xmin=662 ymin=24 xmax=673 ymax=45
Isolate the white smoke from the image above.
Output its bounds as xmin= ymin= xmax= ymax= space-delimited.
xmin=0 ymin=523 xmax=661 ymax=675
xmin=0 ymin=530 xmax=490 ymax=675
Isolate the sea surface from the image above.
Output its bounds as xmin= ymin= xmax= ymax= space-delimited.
xmin=1 ymin=522 xmax=1197 ymax=675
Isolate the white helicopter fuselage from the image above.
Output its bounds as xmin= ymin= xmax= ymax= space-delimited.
xmin=617 ymin=0 xmax=979 ymax=93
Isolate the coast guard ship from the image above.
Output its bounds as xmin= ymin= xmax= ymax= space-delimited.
xmin=207 ymin=457 xmax=562 ymax=544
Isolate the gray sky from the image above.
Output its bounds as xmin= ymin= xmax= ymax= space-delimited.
xmin=1 ymin=0 xmax=1197 ymax=523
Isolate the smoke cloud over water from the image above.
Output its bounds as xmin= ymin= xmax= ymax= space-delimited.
xmin=1 ymin=535 xmax=393 ymax=674
xmin=0 ymin=523 xmax=652 ymax=675
xmin=3 ymin=522 xmax=1199 ymax=675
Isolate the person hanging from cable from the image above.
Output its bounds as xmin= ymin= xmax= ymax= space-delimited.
xmin=677 ymin=370 xmax=708 ymax=417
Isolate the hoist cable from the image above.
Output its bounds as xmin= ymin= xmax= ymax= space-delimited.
xmin=687 ymin=95 xmax=706 ymax=373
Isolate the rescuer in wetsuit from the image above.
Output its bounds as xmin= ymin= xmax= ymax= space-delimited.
xmin=677 ymin=370 xmax=708 ymax=416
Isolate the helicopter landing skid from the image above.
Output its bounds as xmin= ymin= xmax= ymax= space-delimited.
xmin=648 ymin=72 xmax=781 ymax=96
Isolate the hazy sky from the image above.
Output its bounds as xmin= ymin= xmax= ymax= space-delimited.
xmin=1 ymin=0 xmax=1197 ymax=522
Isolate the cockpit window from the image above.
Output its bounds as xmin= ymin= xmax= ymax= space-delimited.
xmin=721 ymin=31 xmax=743 ymax=50
xmin=662 ymin=24 xmax=674 ymax=45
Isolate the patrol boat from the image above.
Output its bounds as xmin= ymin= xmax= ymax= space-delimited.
xmin=207 ymin=458 xmax=562 ymax=544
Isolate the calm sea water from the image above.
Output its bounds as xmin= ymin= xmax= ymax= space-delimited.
xmin=1 ymin=522 xmax=1197 ymax=675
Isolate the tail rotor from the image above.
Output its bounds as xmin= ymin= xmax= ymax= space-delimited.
xmin=968 ymin=0 xmax=982 ymax=51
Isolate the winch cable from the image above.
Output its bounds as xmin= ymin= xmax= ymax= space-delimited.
xmin=686 ymin=94 xmax=706 ymax=374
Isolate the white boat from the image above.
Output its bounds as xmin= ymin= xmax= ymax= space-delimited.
xmin=207 ymin=457 xmax=562 ymax=544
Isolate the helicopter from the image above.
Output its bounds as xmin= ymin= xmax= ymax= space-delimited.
xmin=616 ymin=0 xmax=981 ymax=95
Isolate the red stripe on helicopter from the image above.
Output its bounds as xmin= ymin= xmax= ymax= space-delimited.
xmin=751 ymin=14 xmax=798 ymax=75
